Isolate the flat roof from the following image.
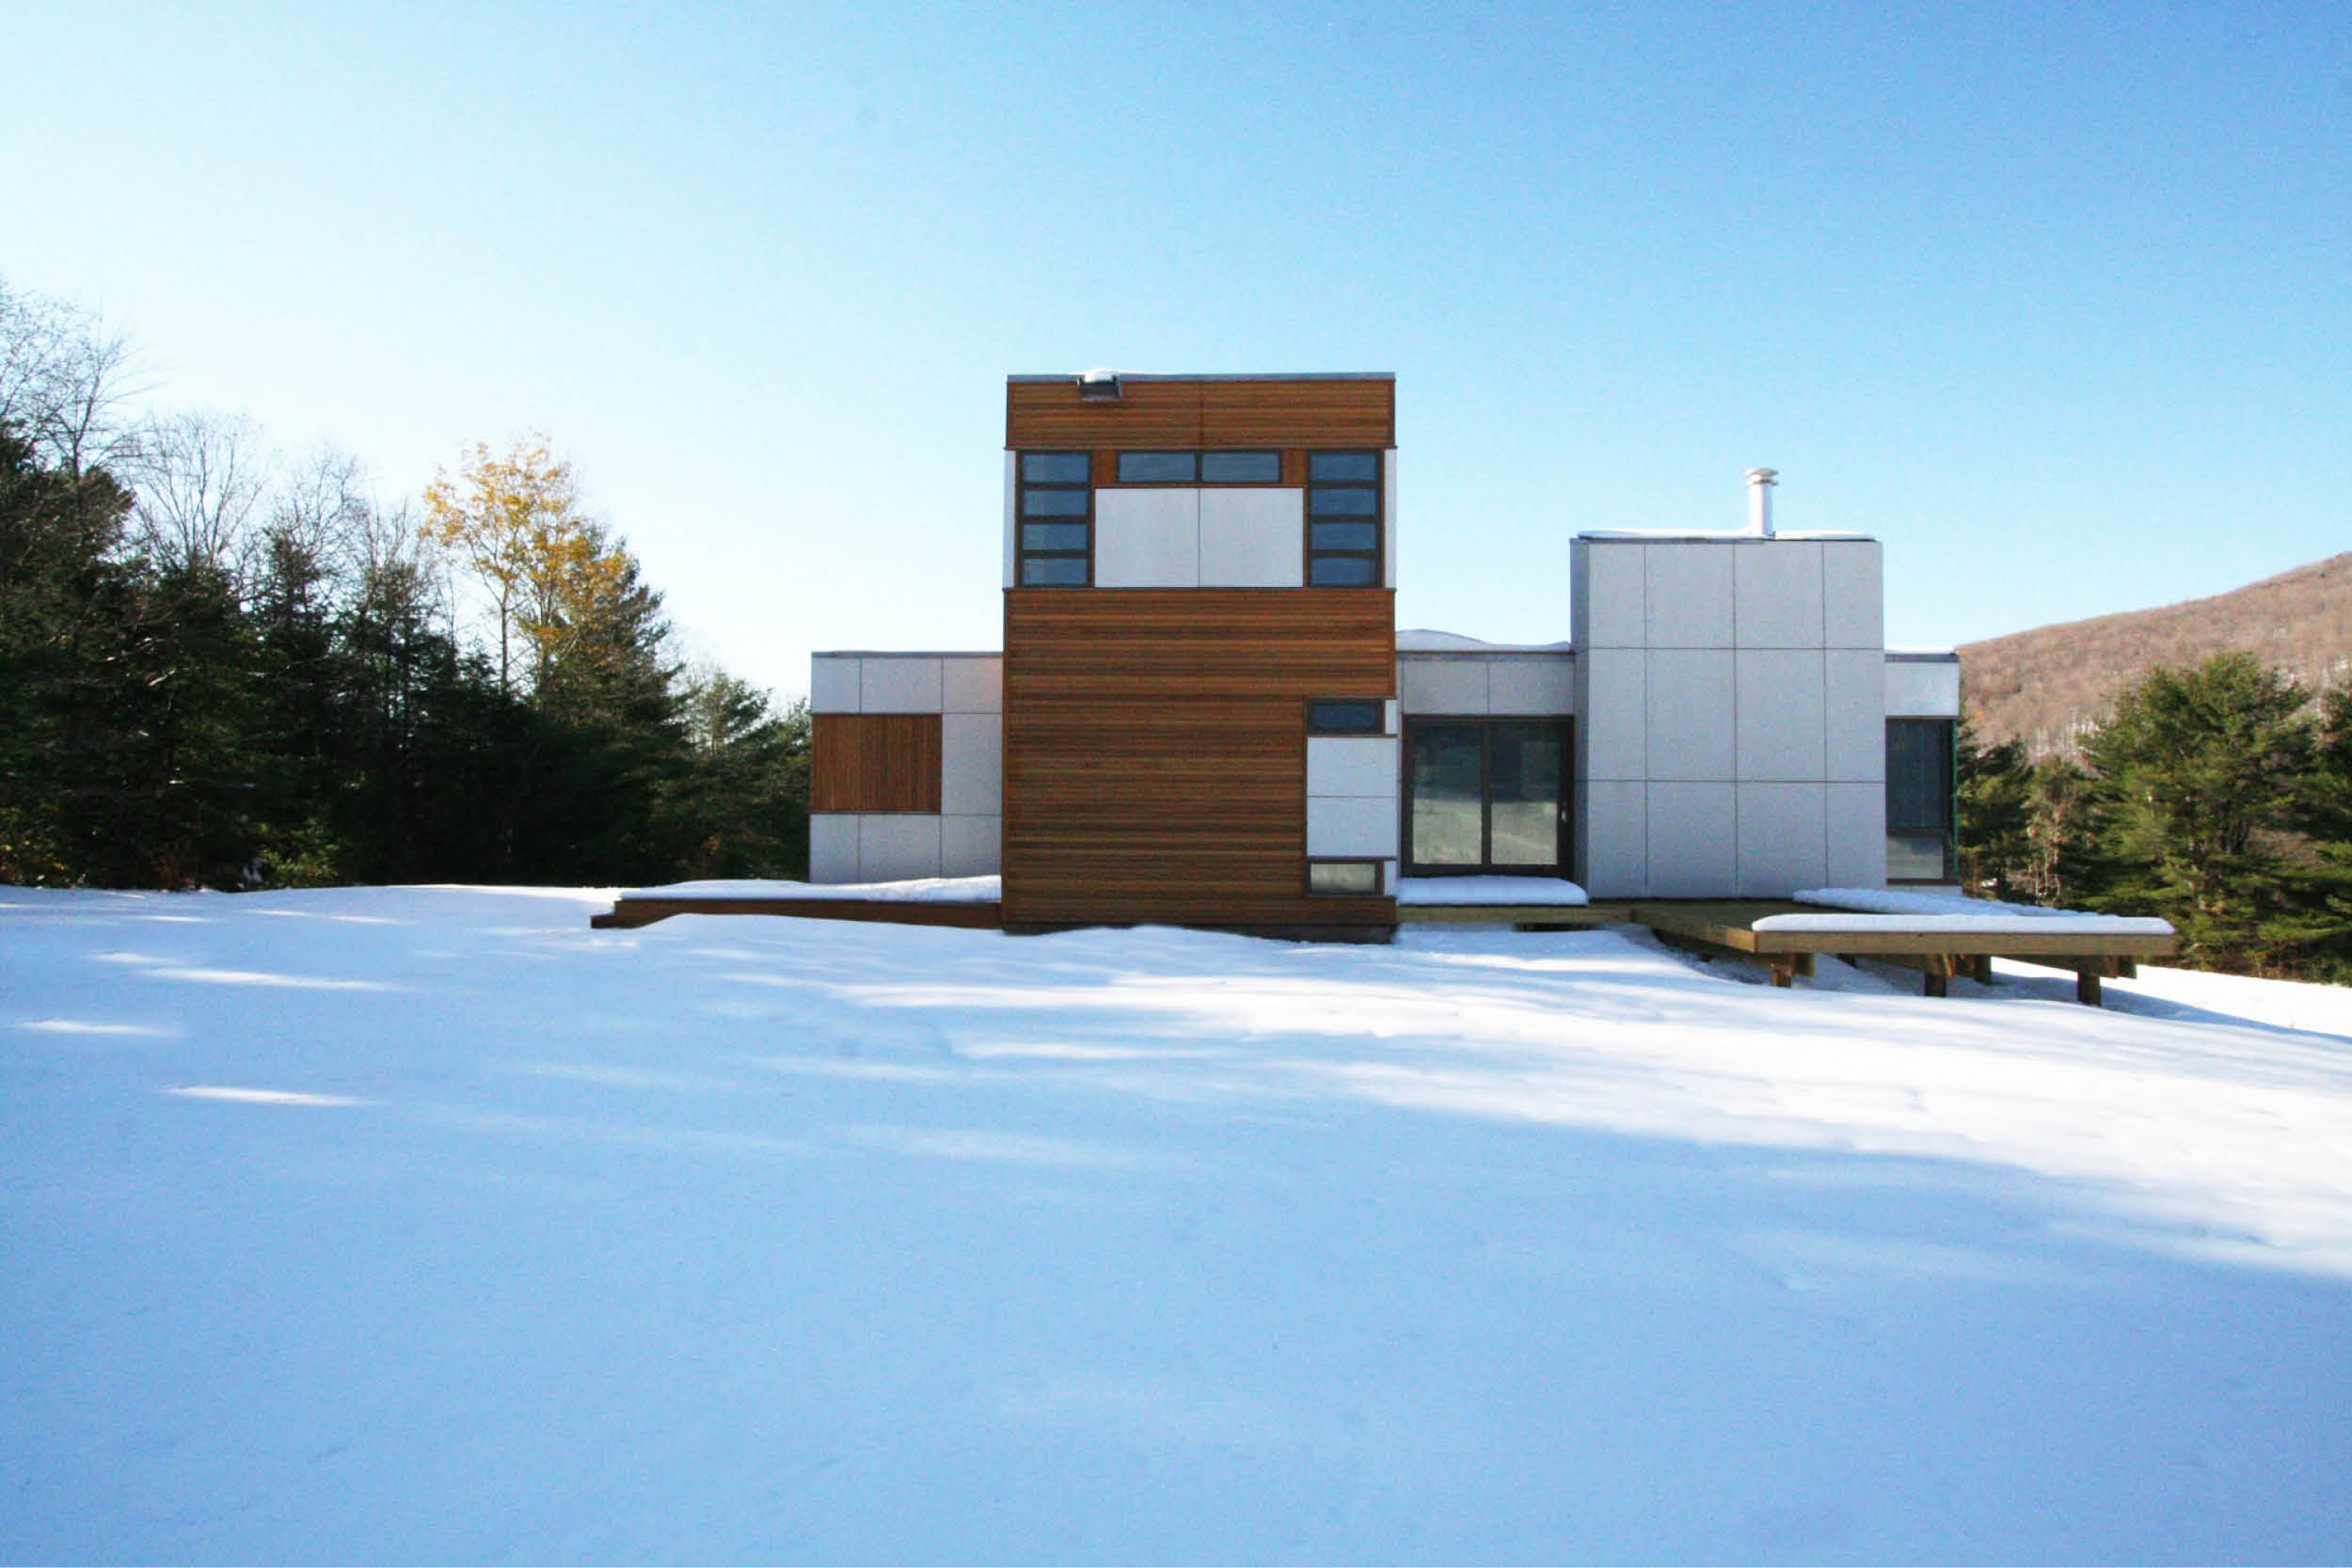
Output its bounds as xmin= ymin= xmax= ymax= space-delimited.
xmin=1006 ymin=372 xmax=1394 ymax=384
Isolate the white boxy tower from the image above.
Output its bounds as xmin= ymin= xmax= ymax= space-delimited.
xmin=1572 ymin=509 xmax=1889 ymax=898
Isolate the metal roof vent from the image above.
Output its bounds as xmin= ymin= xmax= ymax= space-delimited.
xmin=1077 ymin=369 xmax=1122 ymax=401
xmin=1744 ymin=467 xmax=1778 ymax=536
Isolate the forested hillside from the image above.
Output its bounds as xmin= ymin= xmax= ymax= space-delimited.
xmin=0 ymin=278 xmax=808 ymax=891
xmin=1960 ymin=554 xmax=2352 ymax=759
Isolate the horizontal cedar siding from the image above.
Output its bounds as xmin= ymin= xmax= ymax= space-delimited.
xmin=810 ymin=713 xmax=942 ymax=814
xmin=1007 ymin=379 xmax=1394 ymax=451
xmin=1003 ymin=590 xmax=1396 ymax=927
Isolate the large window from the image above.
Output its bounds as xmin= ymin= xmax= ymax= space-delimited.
xmin=1307 ymin=451 xmax=1383 ymax=587
xmin=1886 ymin=719 xmax=1955 ymax=882
xmin=1405 ymin=719 xmax=1571 ymax=875
xmin=1112 ymin=451 xmax=1283 ymax=484
xmin=1016 ymin=451 xmax=1091 ymax=586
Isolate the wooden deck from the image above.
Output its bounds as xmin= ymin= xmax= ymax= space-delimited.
xmin=1625 ymin=899 xmax=2177 ymax=1004
xmin=588 ymin=890 xmax=2175 ymax=1006
xmin=591 ymin=896 xmax=1002 ymax=931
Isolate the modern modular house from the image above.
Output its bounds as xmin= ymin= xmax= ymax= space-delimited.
xmin=808 ymin=372 xmax=1961 ymax=935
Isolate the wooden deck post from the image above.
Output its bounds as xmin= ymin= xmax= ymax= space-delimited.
xmin=2076 ymin=968 xmax=2103 ymax=1006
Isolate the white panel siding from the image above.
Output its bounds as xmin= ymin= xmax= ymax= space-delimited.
xmin=1645 ymin=650 xmax=1736 ymax=782
xmin=1734 ymin=540 xmax=1824 ymax=648
xmin=1580 ymin=540 xmax=1646 ymax=648
xmin=1737 ymin=783 xmax=1828 ymax=896
xmin=940 ymin=814 xmax=1001 ymax=877
xmin=1824 ymin=650 xmax=1888 ymax=782
xmin=809 ymin=814 xmax=860 ymax=882
xmin=1733 ymin=650 xmax=1826 ymax=783
xmin=858 ymin=815 xmax=942 ymax=881
xmin=1307 ymin=797 xmax=1400 ymax=858
xmin=1645 ymin=783 xmax=1737 ymax=897
xmin=1308 ymin=736 xmax=1400 ymax=799
xmin=1486 ymin=657 xmax=1575 ymax=715
xmin=1645 ymin=544 xmax=1736 ymax=649
xmin=1580 ymin=647 xmax=1645 ymax=781
xmin=941 ymin=656 xmax=1004 ymax=715
xmin=1094 ymin=489 xmax=1200 ymax=587
xmin=941 ymin=713 xmax=1002 ymax=815
xmin=860 ymin=657 xmax=944 ymax=714
xmin=1002 ymin=452 xmax=1017 ymax=590
xmin=1198 ymin=488 xmax=1303 ymax=587
xmin=1580 ymin=779 xmax=1647 ymax=898
xmin=1825 ymin=781 xmax=1888 ymax=888
xmin=1398 ymin=657 xmax=1486 ymax=715
xmin=1820 ymin=541 xmax=1884 ymax=649
xmin=1382 ymin=450 xmax=1398 ymax=589
xmin=1884 ymin=657 xmax=1961 ymax=717
xmin=810 ymin=656 xmax=862 ymax=714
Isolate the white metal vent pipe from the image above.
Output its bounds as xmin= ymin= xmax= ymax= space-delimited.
xmin=1744 ymin=467 xmax=1778 ymax=536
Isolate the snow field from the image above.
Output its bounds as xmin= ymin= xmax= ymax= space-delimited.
xmin=4 ymin=886 xmax=2349 ymax=1562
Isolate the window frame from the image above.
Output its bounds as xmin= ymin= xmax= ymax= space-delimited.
xmin=1305 ymin=450 xmax=1385 ymax=589
xmin=1306 ymin=697 xmax=1389 ymax=736
xmin=1305 ymin=857 xmax=1386 ymax=897
xmin=1015 ymin=451 xmax=1093 ymax=588
xmin=1400 ymin=716 xmax=1575 ymax=878
xmin=1107 ymin=449 xmax=1285 ymax=487
xmin=1884 ymin=717 xmax=1958 ymax=884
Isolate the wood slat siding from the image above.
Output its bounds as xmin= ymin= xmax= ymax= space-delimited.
xmin=1007 ymin=379 xmax=1394 ymax=451
xmin=810 ymin=713 xmax=942 ymax=814
xmin=1003 ymin=589 xmax=1397 ymax=927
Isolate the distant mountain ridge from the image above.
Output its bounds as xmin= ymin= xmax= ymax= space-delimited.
xmin=1958 ymin=553 xmax=2352 ymax=759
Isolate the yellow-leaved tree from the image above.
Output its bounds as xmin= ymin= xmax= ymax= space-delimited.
xmin=421 ymin=434 xmax=628 ymax=693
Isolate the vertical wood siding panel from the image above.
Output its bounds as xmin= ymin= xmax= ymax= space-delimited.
xmin=1002 ymin=589 xmax=1396 ymax=926
xmin=811 ymin=714 xmax=943 ymax=813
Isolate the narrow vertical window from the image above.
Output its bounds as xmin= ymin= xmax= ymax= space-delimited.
xmin=1307 ymin=451 xmax=1383 ymax=587
xmin=1017 ymin=451 xmax=1091 ymax=587
xmin=1885 ymin=719 xmax=1956 ymax=881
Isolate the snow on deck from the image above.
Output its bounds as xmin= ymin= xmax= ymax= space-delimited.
xmin=623 ymin=875 xmax=1001 ymax=904
xmin=1774 ymin=886 xmax=2176 ymax=936
xmin=2 ymin=886 xmax=2346 ymax=1561
xmin=1396 ymin=875 xmax=1590 ymax=906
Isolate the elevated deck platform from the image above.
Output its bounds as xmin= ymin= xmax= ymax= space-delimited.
xmin=1628 ymin=899 xmax=2178 ymax=1004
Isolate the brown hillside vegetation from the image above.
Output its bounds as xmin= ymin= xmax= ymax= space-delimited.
xmin=1959 ymin=553 xmax=2352 ymax=759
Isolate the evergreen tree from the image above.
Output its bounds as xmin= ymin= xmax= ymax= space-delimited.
xmin=1955 ymin=713 xmax=2035 ymax=901
xmin=2079 ymin=652 xmax=2316 ymax=969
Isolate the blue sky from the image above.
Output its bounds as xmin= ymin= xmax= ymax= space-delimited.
xmin=7 ymin=1 xmax=2345 ymax=699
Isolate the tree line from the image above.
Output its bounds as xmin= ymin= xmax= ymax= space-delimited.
xmin=1960 ymin=651 xmax=2352 ymax=979
xmin=0 ymin=278 xmax=807 ymax=891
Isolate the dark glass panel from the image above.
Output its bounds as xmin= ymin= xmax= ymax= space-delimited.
xmin=1022 ymin=489 xmax=1090 ymax=517
xmin=1200 ymin=451 xmax=1281 ymax=483
xmin=1409 ymin=722 xmax=1484 ymax=865
xmin=1021 ymin=452 xmax=1090 ymax=483
xmin=1311 ymin=520 xmax=1378 ymax=551
xmin=1117 ymin=451 xmax=1197 ymax=483
xmin=1487 ymin=721 xmax=1564 ymax=866
xmin=1309 ymin=451 xmax=1380 ymax=482
xmin=1309 ymin=862 xmax=1381 ymax=895
xmin=1309 ymin=555 xmax=1379 ymax=587
xmin=1021 ymin=521 xmax=1089 ymax=552
xmin=1885 ymin=720 xmax=1954 ymax=832
xmin=1020 ymin=556 xmax=1089 ymax=586
xmin=1309 ymin=487 xmax=1379 ymax=517
xmin=1308 ymin=699 xmax=1384 ymax=735
xmin=1887 ymin=832 xmax=1949 ymax=881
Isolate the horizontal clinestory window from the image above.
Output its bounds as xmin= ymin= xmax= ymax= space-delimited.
xmin=1307 ymin=859 xmax=1383 ymax=896
xmin=1113 ymin=450 xmax=1283 ymax=485
xmin=1307 ymin=451 xmax=1383 ymax=587
xmin=1307 ymin=698 xmax=1387 ymax=736
xmin=1016 ymin=451 xmax=1091 ymax=587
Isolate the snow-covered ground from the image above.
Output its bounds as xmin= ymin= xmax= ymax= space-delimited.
xmin=5 ymin=886 xmax=2349 ymax=1563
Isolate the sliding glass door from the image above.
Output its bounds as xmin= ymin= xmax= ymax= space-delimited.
xmin=1406 ymin=719 xmax=1571 ymax=875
